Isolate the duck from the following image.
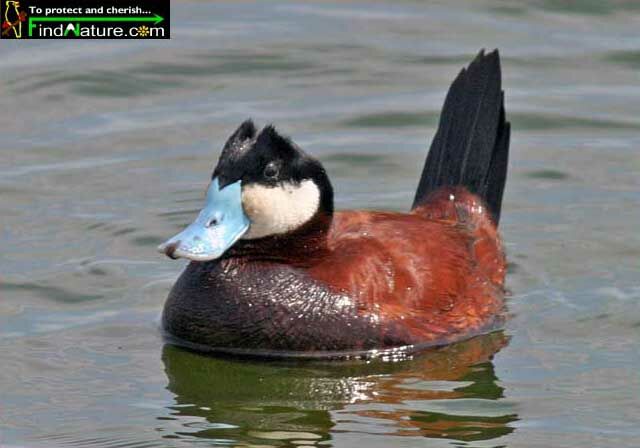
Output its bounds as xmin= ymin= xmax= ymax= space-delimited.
xmin=158 ymin=49 xmax=511 ymax=358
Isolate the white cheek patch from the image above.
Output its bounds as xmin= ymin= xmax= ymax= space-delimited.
xmin=241 ymin=180 xmax=320 ymax=239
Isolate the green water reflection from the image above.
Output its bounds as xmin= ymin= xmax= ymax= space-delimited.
xmin=161 ymin=332 xmax=516 ymax=446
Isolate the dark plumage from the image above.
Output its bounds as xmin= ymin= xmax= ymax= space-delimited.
xmin=413 ymin=49 xmax=510 ymax=224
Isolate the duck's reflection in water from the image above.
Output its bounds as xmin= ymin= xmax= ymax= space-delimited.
xmin=160 ymin=332 xmax=516 ymax=446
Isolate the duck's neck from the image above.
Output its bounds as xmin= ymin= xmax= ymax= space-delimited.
xmin=226 ymin=211 xmax=333 ymax=265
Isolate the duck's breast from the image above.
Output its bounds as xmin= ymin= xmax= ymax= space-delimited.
xmin=162 ymin=257 xmax=416 ymax=353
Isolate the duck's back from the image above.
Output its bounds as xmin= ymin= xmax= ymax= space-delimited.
xmin=310 ymin=186 xmax=506 ymax=346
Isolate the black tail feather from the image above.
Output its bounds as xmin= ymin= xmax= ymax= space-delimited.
xmin=412 ymin=49 xmax=510 ymax=225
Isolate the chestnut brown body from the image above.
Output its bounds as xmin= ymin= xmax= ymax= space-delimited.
xmin=162 ymin=186 xmax=505 ymax=355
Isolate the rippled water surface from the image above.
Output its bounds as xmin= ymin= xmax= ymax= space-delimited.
xmin=1 ymin=1 xmax=639 ymax=447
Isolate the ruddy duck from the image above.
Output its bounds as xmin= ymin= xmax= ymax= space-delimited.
xmin=159 ymin=49 xmax=510 ymax=357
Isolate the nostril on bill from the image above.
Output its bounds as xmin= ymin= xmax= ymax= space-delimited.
xmin=164 ymin=241 xmax=181 ymax=259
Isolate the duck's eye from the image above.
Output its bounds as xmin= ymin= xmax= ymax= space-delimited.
xmin=263 ymin=162 xmax=279 ymax=179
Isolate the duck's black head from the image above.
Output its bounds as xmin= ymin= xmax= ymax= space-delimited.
xmin=158 ymin=120 xmax=333 ymax=261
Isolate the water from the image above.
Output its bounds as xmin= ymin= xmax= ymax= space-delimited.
xmin=1 ymin=1 xmax=639 ymax=447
